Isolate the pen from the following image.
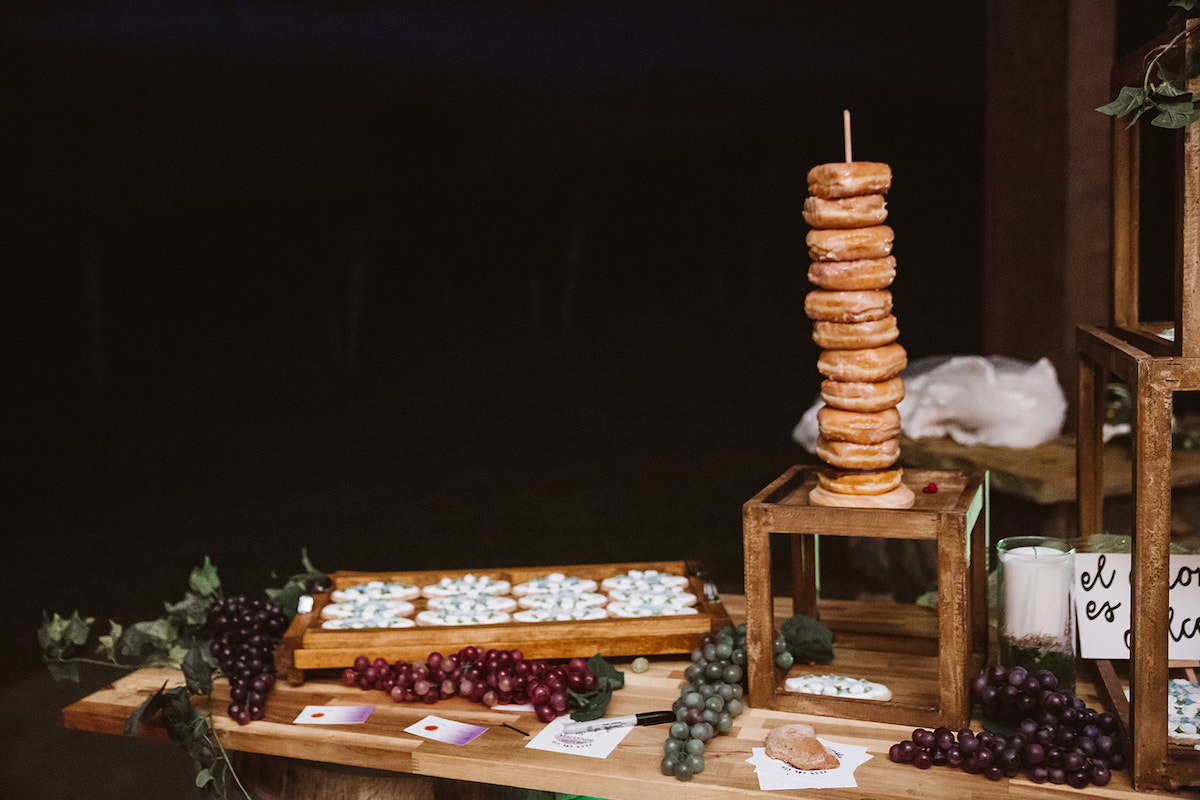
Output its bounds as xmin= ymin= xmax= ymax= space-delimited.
xmin=560 ymin=710 xmax=676 ymax=735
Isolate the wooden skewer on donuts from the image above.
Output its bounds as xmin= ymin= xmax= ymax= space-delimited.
xmin=805 ymin=111 xmax=914 ymax=509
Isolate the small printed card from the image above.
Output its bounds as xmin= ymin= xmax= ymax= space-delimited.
xmin=525 ymin=715 xmax=631 ymax=759
xmin=404 ymin=715 xmax=488 ymax=745
xmin=293 ymin=705 xmax=375 ymax=725
xmin=747 ymin=739 xmax=872 ymax=790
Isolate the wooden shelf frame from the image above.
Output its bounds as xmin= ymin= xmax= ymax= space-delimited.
xmin=741 ymin=466 xmax=988 ymax=729
xmin=1072 ymin=16 xmax=1200 ymax=792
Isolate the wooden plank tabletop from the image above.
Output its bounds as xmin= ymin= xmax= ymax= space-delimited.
xmin=62 ymin=596 xmax=1195 ymax=800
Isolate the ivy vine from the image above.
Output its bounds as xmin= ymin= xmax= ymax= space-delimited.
xmin=40 ymin=551 xmax=326 ymax=798
xmin=1097 ymin=0 xmax=1200 ymax=129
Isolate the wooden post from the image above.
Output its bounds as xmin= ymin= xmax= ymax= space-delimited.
xmin=1128 ymin=365 xmax=1175 ymax=787
xmin=1075 ymin=338 xmax=1105 ymax=539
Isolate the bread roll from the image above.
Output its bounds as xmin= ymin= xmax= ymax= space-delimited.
xmin=764 ymin=724 xmax=841 ymax=771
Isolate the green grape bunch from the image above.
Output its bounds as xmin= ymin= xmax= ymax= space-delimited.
xmin=660 ymin=623 xmax=793 ymax=781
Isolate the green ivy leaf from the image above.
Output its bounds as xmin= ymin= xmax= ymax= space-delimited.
xmin=165 ymin=591 xmax=213 ymax=628
xmin=46 ymin=660 xmax=81 ymax=682
xmin=38 ymin=612 xmax=68 ymax=656
xmin=120 ymin=618 xmax=179 ymax=659
xmin=1096 ymin=85 xmax=1147 ymax=117
xmin=1153 ymin=105 xmax=1200 ymax=127
xmin=567 ymin=654 xmax=625 ymax=722
xmin=1168 ymin=0 xmax=1197 ymax=10
xmin=125 ymin=681 xmax=169 ymax=736
xmin=195 ymin=769 xmax=214 ymax=789
xmin=97 ymin=621 xmax=124 ymax=663
xmin=182 ymin=643 xmax=214 ymax=695
xmin=265 ymin=548 xmax=327 ymax=620
xmin=65 ymin=611 xmax=95 ymax=647
xmin=189 ymin=557 xmax=222 ymax=598
xmin=38 ymin=611 xmax=95 ymax=664
xmin=586 ymin=653 xmax=625 ymax=690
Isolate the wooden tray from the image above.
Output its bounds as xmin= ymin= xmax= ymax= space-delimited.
xmin=276 ymin=560 xmax=731 ymax=684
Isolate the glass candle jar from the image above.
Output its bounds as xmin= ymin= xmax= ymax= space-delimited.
xmin=996 ymin=536 xmax=1076 ymax=692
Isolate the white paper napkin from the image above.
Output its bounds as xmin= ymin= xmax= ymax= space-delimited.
xmin=525 ymin=715 xmax=632 ymax=759
xmin=746 ymin=739 xmax=872 ymax=790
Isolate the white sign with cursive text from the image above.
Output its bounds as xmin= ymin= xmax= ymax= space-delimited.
xmin=1074 ymin=553 xmax=1200 ymax=660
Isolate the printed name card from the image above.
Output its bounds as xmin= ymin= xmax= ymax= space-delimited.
xmin=1074 ymin=553 xmax=1200 ymax=660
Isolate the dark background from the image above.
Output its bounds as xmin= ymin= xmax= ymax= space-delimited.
xmin=2 ymin=2 xmax=987 ymax=692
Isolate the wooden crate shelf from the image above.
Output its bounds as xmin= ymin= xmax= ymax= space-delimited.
xmin=741 ymin=466 xmax=988 ymax=729
xmin=1072 ymin=15 xmax=1200 ymax=791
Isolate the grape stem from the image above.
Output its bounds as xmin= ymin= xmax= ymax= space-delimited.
xmin=204 ymin=693 xmax=252 ymax=800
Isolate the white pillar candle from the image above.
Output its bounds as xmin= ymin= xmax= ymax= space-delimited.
xmin=1000 ymin=544 xmax=1073 ymax=641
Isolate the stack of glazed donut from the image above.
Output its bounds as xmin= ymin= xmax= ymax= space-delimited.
xmin=803 ymin=161 xmax=914 ymax=509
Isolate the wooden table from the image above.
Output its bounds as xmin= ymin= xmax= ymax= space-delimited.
xmin=62 ymin=597 xmax=1196 ymax=800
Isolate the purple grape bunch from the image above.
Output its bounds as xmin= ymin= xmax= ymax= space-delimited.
xmin=208 ymin=593 xmax=289 ymax=725
xmin=888 ymin=664 xmax=1122 ymax=788
xmin=344 ymin=648 xmax=597 ymax=723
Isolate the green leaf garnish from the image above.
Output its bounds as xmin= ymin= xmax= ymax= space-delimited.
xmin=567 ymin=654 xmax=625 ymax=721
xmin=189 ymin=556 xmax=222 ymax=598
xmin=1096 ymin=85 xmax=1147 ymax=118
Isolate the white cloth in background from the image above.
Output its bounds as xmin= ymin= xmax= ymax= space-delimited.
xmin=793 ymin=355 xmax=1068 ymax=452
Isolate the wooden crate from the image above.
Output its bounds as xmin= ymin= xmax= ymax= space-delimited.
xmin=276 ymin=560 xmax=730 ymax=684
xmin=742 ymin=466 xmax=988 ymax=729
xmin=1072 ymin=16 xmax=1200 ymax=792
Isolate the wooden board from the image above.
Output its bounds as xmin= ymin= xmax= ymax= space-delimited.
xmin=63 ymin=596 xmax=1161 ymax=800
xmin=277 ymin=561 xmax=731 ymax=683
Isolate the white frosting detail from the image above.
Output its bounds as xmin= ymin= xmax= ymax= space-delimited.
xmin=421 ymin=574 xmax=511 ymax=598
xmin=511 ymin=573 xmax=598 ymax=595
xmin=606 ymin=601 xmax=699 ymax=618
xmin=513 ymin=607 xmax=608 ymax=623
xmin=517 ymin=591 xmax=608 ymax=610
xmin=331 ymin=581 xmax=420 ymax=602
xmin=321 ymin=615 xmax=415 ymax=630
xmin=784 ymin=673 xmax=892 ymax=701
xmin=415 ymin=608 xmax=511 ymax=626
xmin=320 ymin=599 xmax=415 ymax=619
xmin=426 ymin=594 xmax=518 ymax=612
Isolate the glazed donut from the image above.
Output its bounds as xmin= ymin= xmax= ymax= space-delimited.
xmin=804 ymin=290 xmax=892 ymax=323
xmin=817 ymin=343 xmax=907 ymax=382
xmin=807 ymin=225 xmax=894 ymax=262
xmin=820 ymin=376 xmax=906 ymax=412
xmin=816 ymin=435 xmax=900 ymax=470
xmin=817 ymin=406 xmax=902 ymax=445
xmin=808 ymin=256 xmax=896 ymax=291
xmin=809 ymin=482 xmax=914 ymax=509
xmin=807 ymin=161 xmax=893 ymax=199
xmin=802 ymin=194 xmax=887 ymax=229
xmin=811 ymin=315 xmax=898 ymax=350
xmin=817 ymin=465 xmax=903 ymax=496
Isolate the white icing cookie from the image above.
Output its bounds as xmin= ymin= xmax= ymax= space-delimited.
xmin=606 ymin=601 xmax=699 ymax=618
xmin=517 ymin=591 xmax=608 ymax=610
xmin=415 ymin=608 xmax=511 ymax=626
xmin=425 ymin=594 xmax=518 ymax=613
xmin=1169 ymin=678 xmax=1200 ymax=745
xmin=511 ymin=573 xmax=599 ymax=595
xmin=421 ymin=574 xmax=511 ymax=598
xmin=320 ymin=599 xmax=415 ymax=619
xmin=321 ymin=615 xmax=416 ymax=630
xmin=784 ymin=674 xmax=893 ymax=701
xmin=513 ymin=606 xmax=608 ymax=623
xmin=605 ymin=589 xmax=697 ymax=607
xmin=331 ymin=581 xmax=420 ymax=603
xmin=600 ymin=570 xmax=690 ymax=593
